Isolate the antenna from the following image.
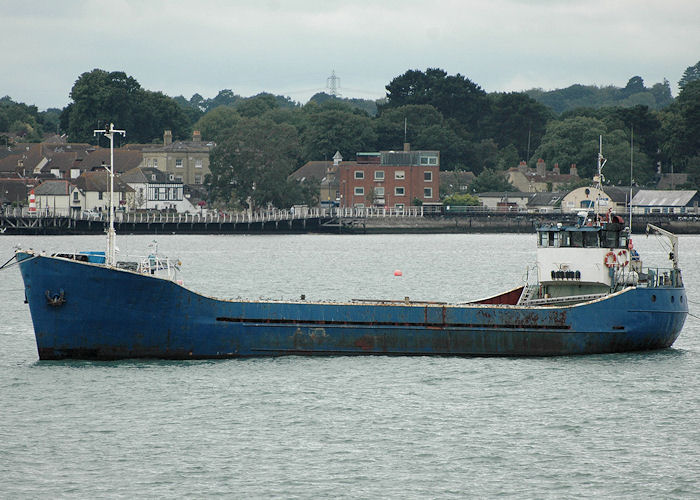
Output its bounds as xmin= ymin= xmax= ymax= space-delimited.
xmin=629 ymin=126 xmax=634 ymax=233
xmin=93 ymin=123 xmax=126 ymax=267
xmin=326 ymin=70 xmax=341 ymax=97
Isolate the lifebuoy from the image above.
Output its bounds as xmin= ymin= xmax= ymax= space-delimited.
xmin=617 ymin=249 xmax=629 ymax=267
xmin=604 ymin=251 xmax=617 ymax=268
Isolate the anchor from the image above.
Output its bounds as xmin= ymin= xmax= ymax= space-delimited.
xmin=45 ymin=289 xmax=66 ymax=307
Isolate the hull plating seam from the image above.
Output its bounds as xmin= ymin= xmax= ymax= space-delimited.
xmin=215 ymin=316 xmax=571 ymax=330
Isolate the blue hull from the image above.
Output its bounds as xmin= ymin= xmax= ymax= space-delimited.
xmin=17 ymin=253 xmax=688 ymax=359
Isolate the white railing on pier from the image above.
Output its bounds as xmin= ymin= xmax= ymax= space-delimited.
xmin=3 ymin=205 xmax=699 ymax=222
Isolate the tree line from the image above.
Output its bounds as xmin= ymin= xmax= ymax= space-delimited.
xmin=1 ymin=62 xmax=699 ymax=209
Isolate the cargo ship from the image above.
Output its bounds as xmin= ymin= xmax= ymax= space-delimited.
xmin=13 ymin=127 xmax=688 ymax=359
xmin=14 ymin=209 xmax=688 ymax=359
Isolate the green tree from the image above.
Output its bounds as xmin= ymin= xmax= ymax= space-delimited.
xmin=0 ymin=96 xmax=45 ymax=140
xmin=236 ymin=93 xmax=279 ymax=118
xmin=472 ymin=139 xmax=501 ymax=174
xmin=414 ymin=124 xmax=471 ymax=171
xmin=622 ymin=76 xmax=645 ymax=96
xmin=533 ymin=115 xmax=653 ymax=185
xmin=208 ymin=117 xmax=303 ymax=209
xmin=194 ymin=106 xmax=242 ymax=142
xmin=442 ymin=193 xmax=480 ymax=206
xmin=531 ymin=116 xmax=608 ymax=179
xmin=62 ymin=69 xmax=191 ymax=143
xmin=650 ymin=79 xmax=674 ymax=108
xmin=132 ymin=90 xmax=191 ymax=143
xmin=300 ymin=102 xmax=376 ymax=162
xmin=470 ymin=168 xmax=514 ymax=193
xmin=679 ymin=60 xmax=700 ymax=90
xmin=383 ymin=68 xmax=488 ymax=130
xmin=63 ymin=69 xmax=141 ymax=142
xmin=676 ymin=80 xmax=700 ymax=157
xmin=374 ymin=104 xmax=444 ymax=149
xmin=206 ymin=89 xmax=240 ymax=111
xmin=483 ymin=92 xmax=552 ymax=159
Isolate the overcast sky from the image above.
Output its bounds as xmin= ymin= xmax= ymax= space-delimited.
xmin=2 ymin=0 xmax=699 ymax=110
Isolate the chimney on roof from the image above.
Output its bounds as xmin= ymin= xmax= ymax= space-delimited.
xmin=536 ymin=158 xmax=546 ymax=177
xmin=518 ymin=160 xmax=527 ymax=174
xmin=403 ymin=142 xmax=411 ymax=152
xmin=570 ymin=163 xmax=578 ymax=177
xmin=332 ymin=151 xmax=343 ymax=167
xmin=164 ymin=130 xmax=172 ymax=146
xmin=193 ymin=130 xmax=201 ymax=142
xmin=553 ymin=163 xmax=560 ymax=175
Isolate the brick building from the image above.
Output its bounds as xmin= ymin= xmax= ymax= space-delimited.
xmin=338 ymin=145 xmax=440 ymax=209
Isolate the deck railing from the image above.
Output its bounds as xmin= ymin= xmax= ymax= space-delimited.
xmin=644 ymin=268 xmax=683 ymax=288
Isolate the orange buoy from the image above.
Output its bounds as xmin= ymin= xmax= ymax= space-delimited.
xmin=394 ymin=269 xmax=403 ymax=276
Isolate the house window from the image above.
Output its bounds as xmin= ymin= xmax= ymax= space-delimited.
xmin=374 ymin=170 xmax=384 ymax=181
xmin=98 ymin=192 xmax=103 ymax=200
xmin=153 ymin=159 xmax=158 ymax=168
xmin=375 ymin=187 xmax=385 ymax=196
xmin=424 ymin=187 xmax=433 ymax=198
xmin=395 ymin=203 xmax=404 ymax=210
xmin=420 ymin=154 xmax=438 ymax=165
xmin=354 ymin=187 xmax=364 ymax=196
xmin=195 ymin=159 xmax=203 ymax=169
xmin=175 ymin=176 xmax=183 ymax=182
xmin=354 ymin=170 xmax=364 ymax=180
xmin=395 ymin=187 xmax=405 ymax=196
xmin=424 ymin=171 xmax=432 ymax=182
xmin=175 ymin=158 xmax=183 ymax=168
xmin=395 ymin=170 xmax=405 ymax=180
xmin=73 ymin=192 xmax=79 ymax=202
xmin=194 ymin=175 xmax=202 ymax=184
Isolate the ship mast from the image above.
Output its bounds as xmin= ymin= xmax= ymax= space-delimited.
xmin=93 ymin=123 xmax=126 ymax=267
xmin=595 ymin=135 xmax=607 ymax=217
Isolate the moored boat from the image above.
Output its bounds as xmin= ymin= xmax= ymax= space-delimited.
xmin=14 ymin=210 xmax=688 ymax=359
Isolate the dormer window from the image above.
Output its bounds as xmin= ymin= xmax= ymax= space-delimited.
xmin=151 ymin=174 xmax=156 ymax=181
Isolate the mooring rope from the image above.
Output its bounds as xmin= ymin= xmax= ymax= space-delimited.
xmin=0 ymin=254 xmax=38 ymax=272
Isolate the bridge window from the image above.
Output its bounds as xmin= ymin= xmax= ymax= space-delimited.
xmin=602 ymin=230 xmax=618 ymax=248
xmin=571 ymin=231 xmax=583 ymax=247
xmin=560 ymin=231 xmax=571 ymax=247
xmin=584 ymin=232 xmax=598 ymax=247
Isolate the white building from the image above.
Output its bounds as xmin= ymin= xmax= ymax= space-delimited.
xmin=73 ymin=170 xmax=134 ymax=213
xmin=120 ymin=166 xmax=195 ymax=212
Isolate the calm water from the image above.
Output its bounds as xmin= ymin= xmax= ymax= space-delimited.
xmin=1 ymin=233 xmax=699 ymax=498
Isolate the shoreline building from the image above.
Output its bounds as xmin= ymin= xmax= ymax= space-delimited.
xmin=141 ymin=130 xmax=213 ymax=186
xmin=507 ymin=160 xmax=579 ymax=192
xmin=338 ymin=144 xmax=440 ymax=209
